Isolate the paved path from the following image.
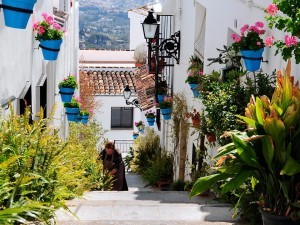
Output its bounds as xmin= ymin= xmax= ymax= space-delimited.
xmin=56 ymin=173 xmax=245 ymax=225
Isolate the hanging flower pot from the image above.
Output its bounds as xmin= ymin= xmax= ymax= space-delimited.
xmin=240 ymin=48 xmax=264 ymax=72
xmin=59 ymin=87 xmax=75 ymax=103
xmin=192 ymin=118 xmax=201 ymax=127
xmin=188 ymin=83 xmax=200 ymax=98
xmin=65 ymin=107 xmax=80 ymax=122
xmin=146 ymin=117 xmax=155 ymax=126
xmin=160 ymin=108 xmax=172 ymax=120
xmin=81 ymin=115 xmax=89 ymax=124
xmin=39 ymin=39 xmax=63 ymax=61
xmin=1 ymin=0 xmax=37 ymax=29
xmin=75 ymin=114 xmax=82 ymax=123
xmin=260 ymin=208 xmax=299 ymax=225
xmin=206 ymin=133 xmax=216 ymax=143
xmin=157 ymin=94 xmax=165 ymax=103
xmin=133 ymin=133 xmax=139 ymax=140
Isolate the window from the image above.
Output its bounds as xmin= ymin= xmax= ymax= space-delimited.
xmin=111 ymin=107 xmax=133 ymax=129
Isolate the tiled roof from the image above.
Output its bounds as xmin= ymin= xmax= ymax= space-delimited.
xmin=82 ymin=69 xmax=137 ymax=95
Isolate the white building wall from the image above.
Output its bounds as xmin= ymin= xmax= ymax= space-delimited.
xmin=0 ymin=0 xmax=79 ymax=139
xmin=94 ymin=95 xmax=143 ymax=141
xmin=128 ymin=11 xmax=147 ymax=50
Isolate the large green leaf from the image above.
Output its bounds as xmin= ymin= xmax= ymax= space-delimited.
xmin=232 ymin=134 xmax=259 ymax=168
xmin=255 ymin=97 xmax=265 ymax=125
xmin=260 ymin=136 xmax=274 ymax=168
xmin=264 ymin=118 xmax=286 ymax=164
xmin=190 ymin=173 xmax=230 ymax=198
xmin=281 ymin=70 xmax=293 ymax=113
xmin=282 ymin=104 xmax=299 ymax=131
xmin=236 ymin=115 xmax=256 ymax=128
xmin=280 ymin=157 xmax=300 ymax=176
xmin=221 ymin=169 xmax=252 ymax=194
xmin=218 ymin=164 xmax=242 ymax=174
xmin=214 ymin=142 xmax=237 ymax=159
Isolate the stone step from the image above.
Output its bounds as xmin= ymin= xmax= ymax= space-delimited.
xmin=57 ymin=221 xmax=242 ymax=225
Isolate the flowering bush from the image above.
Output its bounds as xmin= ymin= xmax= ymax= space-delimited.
xmin=185 ymin=71 xmax=203 ymax=84
xmin=64 ymin=96 xmax=81 ymax=108
xmin=231 ymin=22 xmax=266 ymax=52
xmin=135 ymin=121 xmax=144 ymax=128
xmin=33 ymin=13 xmax=65 ymax=41
xmin=145 ymin=110 xmax=156 ymax=118
xmin=58 ymin=76 xmax=78 ymax=89
xmin=265 ymin=1 xmax=300 ymax=63
xmin=158 ymin=96 xmax=172 ymax=109
xmin=185 ymin=56 xmax=203 ymax=84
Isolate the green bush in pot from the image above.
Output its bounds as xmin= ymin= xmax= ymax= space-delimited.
xmin=190 ymin=61 xmax=300 ymax=223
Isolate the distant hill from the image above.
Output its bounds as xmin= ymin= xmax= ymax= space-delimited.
xmin=79 ymin=0 xmax=154 ymax=50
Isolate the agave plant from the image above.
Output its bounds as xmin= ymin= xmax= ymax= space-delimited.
xmin=190 ymin=61 xmax=300 ymax=221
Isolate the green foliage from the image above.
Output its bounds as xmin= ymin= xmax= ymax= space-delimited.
xmin=142 ymin=151 xmax=173 ymax=186
xmin=64 ymin=98 xmax=80 ymax=108
xmin=191 ymin=63 xmax=300 ymax=220
xmin=124 ymin=147 xmax=134 ymax=171
xmin=58 ymin=76 xmax=78 ymax=89
xmin=80 ymin=110 xmax=90 ymax=116
xmin=0 ymin=106 xmax=109 ymax=224
xmin=187 ymin=55 xmax=203 ymax=75
xmin=170 ymin=179 xmax=186 ymax=191
xmin=158 ymin=96 xmax=173 ymax=109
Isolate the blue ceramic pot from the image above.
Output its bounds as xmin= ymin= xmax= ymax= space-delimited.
xmin=146 ymin=117 xmax=155 ymax=126
xmin=59 ymin=87 xmax=75 ymax=103
xmin=189 ymin=83 xmax=200 ymax=98
xmin=65 ymin=107 xmax=80 ymax=122
xmin=81 ymin=115 xmax=89 ymax=124
xmin=133 ymin=134 xmax=139 ymax=140
xmin=39 ymin=39 xmax=63 ymax=61
xmin=240 ymin=48 xmax=264 ymax=72
xmin=160 ymin=108 xmax=172 ymax=120
xmin=157 ymin=94 xmax=165 ymax=103
xmin=75 ymin=115 xmax=82 ymax=123
xmin=2 ymin=0 xmax=37 ymax=29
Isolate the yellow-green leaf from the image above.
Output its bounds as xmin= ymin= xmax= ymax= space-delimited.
xmin=222 ymin=169 xmax=252 ymax=194
xmin=236 ymin=115 xmax=257 ymax=128
xmin=280 ymin=157 xmax=300 ymax=176
xmin=260 ymin=136 xmax=274 ymax=168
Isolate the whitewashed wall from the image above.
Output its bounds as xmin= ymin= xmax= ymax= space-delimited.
xmin=0 ymin=0 xmax=79 ymax=139
xmin=94 ymin=95 xmax=143 ymax=141
xmin=128 ymin=11 xmax=147 ymax=50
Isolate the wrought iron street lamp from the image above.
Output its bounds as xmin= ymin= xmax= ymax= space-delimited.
xmin=123 ymin=85 xmax=141 ymax=110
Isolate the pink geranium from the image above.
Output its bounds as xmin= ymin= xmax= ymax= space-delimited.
xmin=231 ymin=34 xmax=241 ymax=42
xmin=266 ymin=4 xmax=279 ymax=16
xmin=284 ymin=35 xmax=298 ymax=47
xmin=265 ymin=36 xmax=275 ymax=47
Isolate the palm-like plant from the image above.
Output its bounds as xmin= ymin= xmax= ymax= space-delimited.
xmin=190 ymin=61 xmax=300 ymax=221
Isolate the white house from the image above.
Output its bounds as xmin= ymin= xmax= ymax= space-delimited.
xmin=128 ymin=0 xmax=300 ymax=180
xmin=0 ymin=0 xmax=79 ymax=140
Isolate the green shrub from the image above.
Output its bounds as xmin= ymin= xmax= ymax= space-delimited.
xmin=170 ymin=179 xmax=186 ymax=191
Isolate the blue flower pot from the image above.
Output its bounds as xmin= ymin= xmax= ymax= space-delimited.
xmin=240 ymin=48 xmax=264 ymax=72
xmin=75 ymin=115 xmax=81 ymax=123
xmin=189 ymin=83 xmax=200 ymax=98
xmin=2 ymin=0 xmax=37 ymax=29
xmin=133 ymin=134 xmax=139 ymax=140
xmin=138 ymin=128 xmax=144 ymax=133
xmin=146 ymin=117 xmax=155 ymax=126
xmin=81 ymin=115 xmax=89 ymax=124
xmin=160 ymin=108 xmax=172 ymax=120
xmin=39 ymin=39 xmax=63 ymax=61
xmin=157 ymin=94 xmax=165 ymax=103
xmin=65 ymin=107 xmax=80 ymax=122
xmin=59 ymin=87 xmax=75 ymax=103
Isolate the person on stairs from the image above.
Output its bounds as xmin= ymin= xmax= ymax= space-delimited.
xmin=99 ymin=141 xmax=128 ymax=191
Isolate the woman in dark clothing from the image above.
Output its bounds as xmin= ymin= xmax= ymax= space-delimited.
xmin=99 ymin=141 xmax=128 ymax=191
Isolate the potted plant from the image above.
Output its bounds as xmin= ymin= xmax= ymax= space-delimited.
xmin=1 ymin=0 xmax=37 ymax=29
xmin=33 ymin=13 xmax=65 ymax=61
xmin=135 ymin=121 xmax=145 ymax=133
xmin=190 ymin=62 xmax=300 ymax=224
xmin=231 ymin=21 xmax=266 ymax=72
xmin=132 ymin=131 xmax=139 ymax=140
xmin=64 ymin=96 xmax=81 ymax=122
xmin=157 ymin=81 xmax=168 ymax=103
xmin=145 ymin=110 xmax=156 ymax=126
xmin=185 ymin=109 xmax=201 ymax=127
xmin=158 ymin=96 xmax=173 ymax=120
xmin=58 ymin=76 xmax=78 ymax=103
xmin=80 ymin=110 xmax=90 ymax=124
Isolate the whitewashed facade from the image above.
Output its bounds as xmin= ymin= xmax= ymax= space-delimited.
xmin=0 ymin=0 xmax=79 ymax=139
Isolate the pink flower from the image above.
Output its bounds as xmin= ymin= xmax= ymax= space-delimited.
xmin=266 ymin=4 xmax=279 ymax=16
xmin=89 ymin=109 xmax=93 ymax=114
xmin=258 ymin=29 xmax=266 ymax=35
xmin=240 ymin=25 xmax=249 ymax=34
xmin=256 ymin=42 xmax=261 ymax=46
xmin=284 ymin=35 xmax=298 ymax=47
xmin=249 ymin=26 xmax=259 ymax=33
xmin=46 ymin=15 xmax=54 ymax=25
xmin=255 ymin=22 xmax=264 ymax=28
xmin=37 ymin=26 xmax=45 ymax=35
xmin=32 ymin=22 xmax=38 ymax=29
xmin=231 ymin=33 xmax=241 ymax=42
xmin=42 ymin=13 xmax=48 ymax=19
xmin=53 ymin=22 xmax=61 ymax=30
xmin=265 ymin=36 xmax=275 ymax=47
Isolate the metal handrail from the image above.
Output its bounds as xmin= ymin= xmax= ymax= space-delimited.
xmin=114 ymin=140 xmax=134 ymax=153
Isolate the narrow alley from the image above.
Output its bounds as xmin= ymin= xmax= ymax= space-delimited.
xmin=56 ymin=173 xmax=242 ymax=225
